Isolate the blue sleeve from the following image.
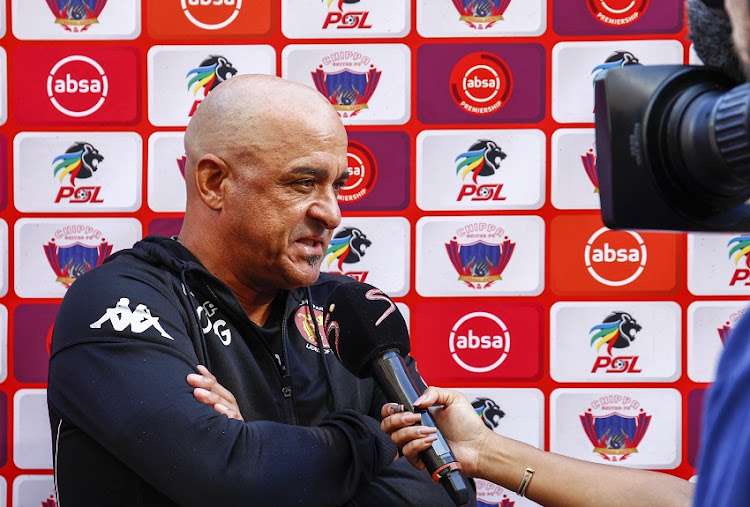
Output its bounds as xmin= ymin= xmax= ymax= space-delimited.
xmin=48 ymin=269 xmax=397 ymax=507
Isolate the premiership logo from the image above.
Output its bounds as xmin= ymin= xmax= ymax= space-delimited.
xmin=584 ymin=228 xmax=647 ymax=287
xmin=451 ymin=0 xmax=511 ymax=29
xmin=580 ymin=395 xmax=651 ymax=462
xmin=312 ymin=51 xmax=382 ymax=118
xmin=455 ymin=139 xmax=507 ymax=202
xmin=727 ymin=235 xmax=750 ymax=286
xmin=47 ymin=55 xmax=108 ymax=117
xmin=450 ymin=52 xmax=512 ymax=116
xmin=449 ymin=312 xmax=511 ymax=373
xmin=586 ymin=0 xmax=649 ymax=27
xmin=186 ymin=55 xmax=238 ymax=116
xmin=339 ymin=140 xmax=377 ymax=203
xmin=44 ymin=225 xmax=112 ymax=288
xmin=295 ymin=303 xmax=330 ymax=352
xmin=324 ymin=227 xmax=372 ymax=282
xmin=52 ymin=142 xmax=104 ymax=204
xmin=181 ymin=0 xmax=242 ymax=30
xmin=445 ymin=223 xmax=515 ymax=289
xmin=322 ymin=0 xmax=372 ymax=30
xmin=589 ymin=311 xmax=643 ymax=374
xmin=45 ymin=0 xmax=108 ymax=32
xmin=581 ymin=145 xmax=598 ymax=192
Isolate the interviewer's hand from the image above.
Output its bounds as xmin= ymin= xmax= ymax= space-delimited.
xmin=380 ymin=386 xmax=490 ymax=478
xmin=187 ymin=365 xmax=244 ymax=421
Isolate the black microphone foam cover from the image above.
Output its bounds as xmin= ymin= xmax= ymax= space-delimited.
xmin=323 ymin=281 xmax=410 ymax=379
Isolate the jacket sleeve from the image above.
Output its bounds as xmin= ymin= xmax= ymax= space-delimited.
xmin=352 ymin=354 xmax=478 ymax=506
xmin=47 ymin=269 xmax=397 ymax=507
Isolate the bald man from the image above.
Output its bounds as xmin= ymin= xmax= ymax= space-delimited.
xmin=47 ymin=75 xmax=473 ymax=506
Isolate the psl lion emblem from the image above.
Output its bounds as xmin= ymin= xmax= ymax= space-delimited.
xmin=324 ymin=227 xmax=372 ymax=270
xmin=455 ymin=140 xmax=507 ymax=184
xmin=52 ymin=142 xmax=104 ymax=186
xmin=589 ymin=311 xmax=642 ymax=356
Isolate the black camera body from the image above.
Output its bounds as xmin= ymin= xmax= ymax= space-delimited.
xmin=594 ymin=64 xmax=750 ymax=231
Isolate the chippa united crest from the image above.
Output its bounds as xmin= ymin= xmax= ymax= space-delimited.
xmin=312 ymin=51 xmax=381 ymax=118
xmin=445 ymin=223 xmax=515 ymax=289
xmin=580 ymin=395 xmax=651 ymax=462
xmin=45 ymin=0 xmax=108 ymax=32
xmin=451 ymin=0 xmax=511 ymax=29
xmin=44 ymin=225 xmax=112 ymax=288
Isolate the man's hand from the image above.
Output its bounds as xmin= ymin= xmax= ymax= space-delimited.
xmin=187 ymin=365 xmax=244 ymax=421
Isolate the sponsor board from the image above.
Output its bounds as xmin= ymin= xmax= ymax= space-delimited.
xmin=340 ymin=132 xmax=410 ymax=211
xmin=14 ymin=389 xmax=52 ymax=469
xmin=12 ymin=0 xmax=141 ymax=40
xmin=687 ymin=389 xmax=707 ymax=469
xmin=320 ymin=217 xmax=410 ymax=296
xmin=0 ymin=135 xmax=7 ymax=211
xmin=148 ymin=132 xmax=187 ymax=212
xmin=551 ymin=128 xmax=601 ymax=210
xmin=553 ymin=0 xmax=682 ymax=35
xmin=417 ymin=43 xmax=545 ymax=124
xmin=282 ymin=0 xmax=409 ymax=39
xmin=550 ymin=301 xmax=680 ymax=382
xmin=0 ymin=48 xmax=6 ymax=126
xmin=283 ymin=44 xmax=410 ymax=125
xmin=412 ymin=302 xmax=543 ymax=383
xmin=147 ymin=0 xmax=271 ymax=38
xmin=687 ymin=301 xmax=748 ymax=382
xmin=688 ymin=232 xmax=750 ymax=295
xmin=550 ymin=388 xmax=681 ymax=468
xmin=416 ymin=216 xmax=544 ymax=296
xmin=0 ymin=219 xmax=7 ymax=298
xmin=147 ymin=45 xmax=276 ymax=126
xmin=550 ymin=215 xmax=679 ymax=295
xmin=14 ymin=132 xmax=142 ymax=212
xmin=12 ymin=475 xmax=54 ymax=507
xmin=417 ymin=0 xmax=546 ymax=38
xmin=416 ymin=129 xmax=545 ymax=211
xmin=13 ymin=46 xmax=140 ymax=125
xmin=14 ymin=304 xmax=59 ymax=383
xmin=0 ymin=306 xmax=6 ymax=384
xmin=14 ymin=218 xmax=142 ymax=298
xmin=552 ymin=40 xmax=683 ymax=123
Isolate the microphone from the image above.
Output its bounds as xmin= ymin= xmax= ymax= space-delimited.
xmin=323 ymin=281 xmax=470 ymax=507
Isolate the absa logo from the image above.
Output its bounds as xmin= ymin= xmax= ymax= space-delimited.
xmin=449 ymin=52 xmax=512 ymax=116
xmin=47 ymin=55 xmax=108 ymax=118
xmin=449 ymin=312 xmax=510 ymax=373
xmin=181 ymin=0 xmax=242 ymax=30
xmin=584 ymin=228 xmax=647 ymax=287
xmin=339 ymin=140 xmax=377 ymax=203
xmin=586 ymin=0 xmax=649 ymax=27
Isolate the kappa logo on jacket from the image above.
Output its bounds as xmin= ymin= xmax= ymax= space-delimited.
xmin=90 ymin=297 xmax=174 ymax=340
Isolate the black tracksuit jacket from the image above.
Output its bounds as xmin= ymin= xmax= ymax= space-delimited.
xmin=47 ymin=236 xmax=474 ymax=506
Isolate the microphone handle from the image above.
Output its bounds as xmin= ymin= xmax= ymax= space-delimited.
xmin=372 ymin=350 xmax=470 ymax=507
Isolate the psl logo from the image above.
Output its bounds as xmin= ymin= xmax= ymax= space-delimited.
xmin=445 ymin=223 xmax=515 ymax=289
xmin=322 ymin=0 xmax=372 ymax=30
xmin=450 ymin=52 xmax=512 ymax=116
xmin=181 ymin=0 xmax=242 ymax=30
xmin=591 ymin=51 xmax=641 ymax=83
xmin=580 ymin=395 xmax=651 ymax=462
xmin=449 ymin=312 xmax=511 ymax=373
xmin=45 ymin=0 xmax=108 ymax=32
xmin=727 ymin=235 xmax=750 ymax=286
xmin=581 ymin=145 xmax=598 ymax=192
xmin=44 ymin=225 xmax=112 ymax=288
xmin=472 ymin=397 xmax=505 ymax=430
xmin=52 ymin=142 xmax=104 ymax=204
xmin=324 ymin=227 xmax=372 ymax=282
xmin=455 ymin=139 xmax=507 ymax=202
xmin=339 ymin=140 xmax=377 ymax=203
xmin=470 ymin=397 xmax=513 ymax=507
xmin=47 ymin=55 xmax=108 ymax=118
xmin=586 ymin=0 xmax=649 ymax=27
xmin=584 ymin=228 xmax=647 ymax=287
xmin=451 ymin=0 xmax=511 ymax=29
xmin=311 ymin=51 xmax=381 ymax=118
xmin=186 ymin=55 xmax=238 ymax=116
xmin=589 ymin=311 xmax=643 ymax=374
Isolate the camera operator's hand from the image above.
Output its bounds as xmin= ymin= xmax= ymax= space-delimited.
xmin=380 ymin=386 xmax=490 ymax=477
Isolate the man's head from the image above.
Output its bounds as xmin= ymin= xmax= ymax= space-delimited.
xmin=179 ymin=74 xmax=349 ymax=295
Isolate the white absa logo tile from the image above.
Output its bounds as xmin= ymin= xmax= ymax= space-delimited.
xmin=47 ymin=55 xmax=108 ymax=117
xmin=415 ymin=215 xmax=544 ymax=297
xmin=13 ymin=218 xmax=142 ymax=299
xmin=13 ymin=132 xmax=142 ymax=213
xmin=148 ymin=132 xmax=188 ymax=213
xmin=147 ymin=45 xmax=276 ymax=127
xmin=281 ymin=43 xmax=411 ymax=126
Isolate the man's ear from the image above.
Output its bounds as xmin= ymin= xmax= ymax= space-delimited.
xmin=194 ymin=154 xmax=229 ymax=211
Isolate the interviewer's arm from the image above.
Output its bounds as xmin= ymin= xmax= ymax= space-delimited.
xmin=382 ymin=387 xmax=693 ymax=507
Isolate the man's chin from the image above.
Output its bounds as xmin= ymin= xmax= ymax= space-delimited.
xmin=282 ymin=261 xmax=323 ymax=289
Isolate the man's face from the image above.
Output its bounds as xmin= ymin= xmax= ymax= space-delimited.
xmin=225 ymin=114 xmax=349 ymax=292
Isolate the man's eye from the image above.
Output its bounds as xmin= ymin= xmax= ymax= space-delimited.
xmin=296 ymin=179 xmax=315 ymax=188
